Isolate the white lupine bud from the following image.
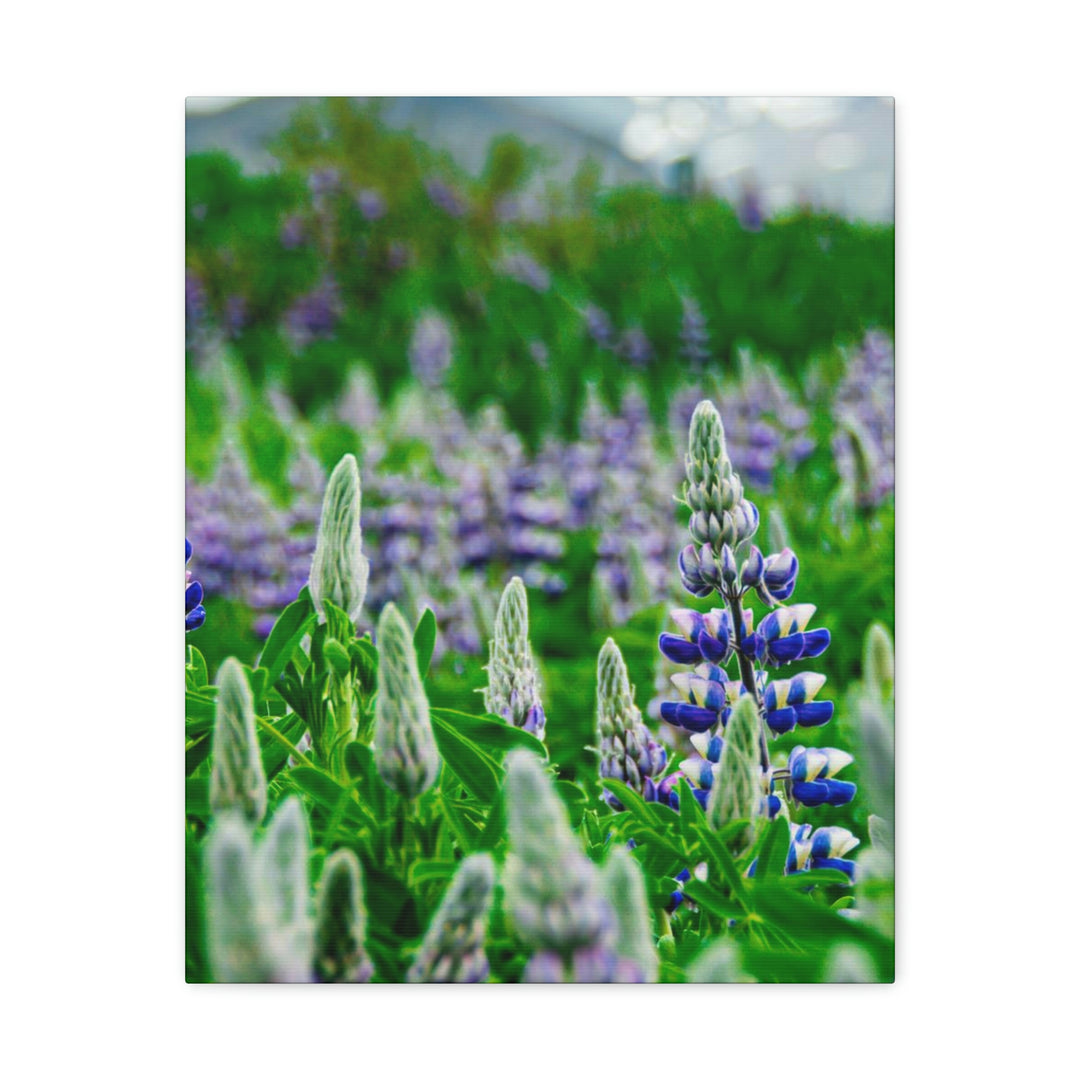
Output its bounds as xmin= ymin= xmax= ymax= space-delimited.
xmin=865 ymin=622 xmax=895 ymax=702
xmin=407 ymin=853 xmax=495 ymax=983
xmin=309 ymin=453 xmax=369 ymax=624
xmin=210 ymin=657 xmax=267 ymax=824
xmin=204 ymin=815 xmax=272 ymax=983
xmin=374 ymin=603 xmax=440 ymax=798
xmin=599 ymin=847 xmax=658 ymax=983
xmin=204 ymin=799 xmax=315 ymax=983
xmin=824 ymin=944 xmax=878 ymax=983
xmin=503 ymin=751 xmax=612 ymax=954
xmin=314 ymin=848 xmax=374 ymax=983
xmin=687 ymin=941 xmax=752 ymax=983
xmin=707 ymin=693 xmax=763 ymax=839
xmin=483 ymin=577 xmax=546 ymax=739
xmin=253 ymin=797 xmax=312 ymax=982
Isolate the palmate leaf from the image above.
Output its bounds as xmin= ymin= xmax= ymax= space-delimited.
xmin=430 ymin=708 xmax=547 ymax=758
xmin=428 ymin=712 xmax=504 ymax=805
xmin=259 ymin=587 xmax=316 ymax=686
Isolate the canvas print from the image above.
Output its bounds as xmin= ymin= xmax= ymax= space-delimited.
xmin=185 ymin=96 xmax=895 ymax=983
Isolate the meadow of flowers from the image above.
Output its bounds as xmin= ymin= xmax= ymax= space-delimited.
xmin=185 ymin=98 xmax=895 ymax=983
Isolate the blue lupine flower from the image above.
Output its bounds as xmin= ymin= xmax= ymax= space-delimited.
xmin=761 ymin=672 xmax=834 ymax=733
xmin=788 ymin=746 xmax=856 ymax=807
xmin=787 ymin=824 xmax=860 ymax=880
xmin=739 ymin=604 xmax=831 ymax=667
xmin=185 ymin=538 xmax=206 ymax=632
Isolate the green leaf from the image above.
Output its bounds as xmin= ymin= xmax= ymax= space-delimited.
xmin=185 ymin=689 xmax=216 ymax=724
xmin=600 ymin=778 xmax=655 ymax=827
xmin=693 ymin=823 xmax=750 ymax=905
xmin=349 ymin=637 xmax=378 ymax=694
xmin=407 ymin=859 xmax=458 ymax=889
xmin=259 ymin=588 xmax=316 ymax=685
xmin=429 ymin=712 xmax=504 ymax=804
xmin=756 ymin=814 xmax=792 ymax=881
xmin=186 ymin=777 xmax=210 ymax=821
xmin=681 ymin=880 xmax=744 ymax=921
xmin=429 ymin=709 xmax=546 ymax=758
xmin=186 ymin=646 xmax=208 ymax=688
xmin=287 ymin=766 xmax=376 ymax=831
xmin=413 ymin=607 xmax=437 ymax=679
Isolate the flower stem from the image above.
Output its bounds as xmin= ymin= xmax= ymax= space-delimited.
xmin=726 ymin=590 xmax=770 ymax=773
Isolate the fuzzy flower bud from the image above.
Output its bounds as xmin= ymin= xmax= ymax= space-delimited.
xmin=503 ymin=751 xmax=613 ymax=955
xmin=597 ymin=639 xmax=667 ymax=803
xmin=684 ymin=401 xmax=759 ymax=551
xmin=599 ymin=847 xmax=658 ymax=983
xmin=865 ymin=622 xmax=895 ymax=702
xmin=309 ymin=453 xmax=369 ymax=625
xmin=374 ymin=602 xmax=440 ymax=799
xmin=483 ymin=577 xmax=546 ymax=739
xmin=204 ymin=798 xmax=313 ymax=983
xmin=210 ymin=658 xmax=267 ymax=825
xmin=407 ymin=853 xmax=495 ymax=983
xmin=707 ymin=693 xmax=763 ymax=839
xmin=314 ymin=848 xmax=374 ymax=983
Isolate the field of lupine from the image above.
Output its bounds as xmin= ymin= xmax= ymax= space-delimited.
xmin=185 ymin=99 xmax=894 ymax=983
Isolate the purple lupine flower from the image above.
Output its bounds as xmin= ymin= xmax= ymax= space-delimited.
xmin=408 ymin=312 xmax=453 ymax=389
xmin=285 ymin=276 xmax=341 ymax=348
xmin=307 ymin=167 xmax=341 ymax=197
xmin=355 ymin=188 xmax=386 ymax=222
xmin=498 ymin=251 xmax=550 ymax=292
xmin=280 ymin=215 xmax=306 ymax=249
xmin=832 ymin=330 xmax=895 ymax=507
xmin=618 ymin=326 xmax=654 ymax=367
xmin=425 ymin=177 xmax=467 ymax=218
xmin=185 ymin=269 xmax=207 ymax=351
xmin=583 ymin=304 xmax=615 ymax=348
xmin=224 ymin=294 xmax=247 ymax=339
xmin=680 ymin=297 xmax=710 ymax=367
xmin=185 ymin=537 xmax=206 ymax=632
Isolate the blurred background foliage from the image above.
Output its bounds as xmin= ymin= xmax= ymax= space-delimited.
xmin=186 ymin=96 xmax=894 ymax=850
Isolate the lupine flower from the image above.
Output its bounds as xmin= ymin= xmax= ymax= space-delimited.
xmin=583 ymin=304 xmax=615 ymax=347
xmin=786 ymin=823 xmax=860 ymax=880
xmin=186 ymin=445 xmax=300 ymax=637
xmin=408 ymin=311 xmax=453 ymax=389
xmin=314 ymin=848 xmax=374 ymax=983
xmin=309 ymin=453 xmax=369 ymax=626
xmin=498 ymin=250 xmax=551 ymax=292
xmin=374 ymin=602 xmax=440 ymax=799
xmin=280 ymin=214 xmax=306 ymax=249
xmin=687 ymin=941 xmax=751 ymax=983
xmin=483 ymin=577 xmax=546 ymax=739
xmin=503 ymin=751 xmax=613 ymax=964
xmin=832 ymin=331 xmax=895 ymax=508
xmin=596 ymin=638 xmax=667 ymax=804
xmin=707 ymin=694 xmax=765 ymax=837
xmin=787 ymin=745 xmax=856 ymax=807
xmin=598 ymin=846 xmax=658 ymax=983
xmin=425 ymin=176 xmax=467 ymax=217
xmin=204 ymin=797 xmax=313 ymax=983
xmin=679 ymin=296 xmax=710 ymax=366
xmin=285 ymin=276 xmax=342 ymax=348
xmin=209 ymin=658 xmax=267 ymax=825
xmin=356 ymin=188 xmax=386 ymax=221
xmin=655 ymin=400 xmax=857 ymax=872
xmin=618 ymin=326 xmax=654 ymax=367
xmin=407 ymin=853 xmax=495 ymax=983
xmin=185 ymin=538 xmax=206 ymax=632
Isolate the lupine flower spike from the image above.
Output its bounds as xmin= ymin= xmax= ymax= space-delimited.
xmin=185 ymin=537 xmax=205 ymax=631
xmin=654 ymin=399 xmax=857 ymax=874
xmin=598 ymin=846 xmax=659 ymax=983
xmin=483 ymin=576 xmax=546 ymax=739
xmin=204 ymin=797 xmax=313 ymax=983
xmin=374 ymin=602 xmax=440 ymax=799
xmin=209 ymin=657 xmax=267 ymax=825
xmin=597 ymin=638 xmax=667 ymax=805
xmin=309 ymin=453 xmax=369 ymax=625
xmin=407 ymin=853 xmax=496 ymax=983
xmin=314 ymin=848 xmax=374 ymax=983
xmin=503 ymin=751 xmax=614 ymax=980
